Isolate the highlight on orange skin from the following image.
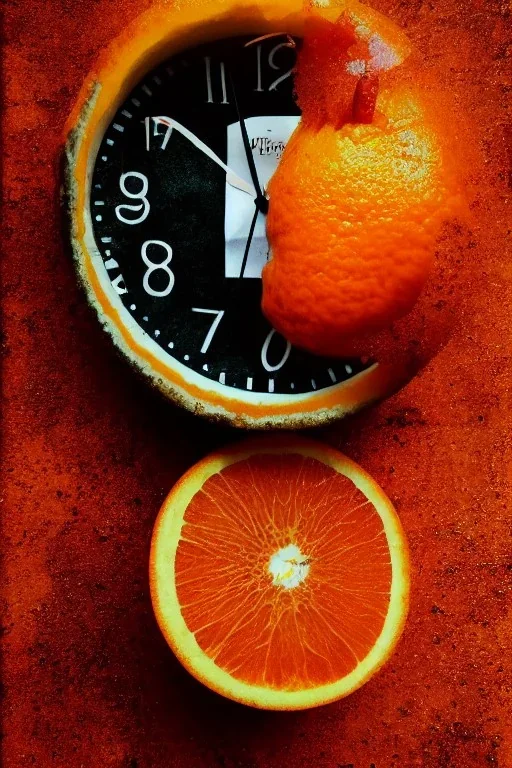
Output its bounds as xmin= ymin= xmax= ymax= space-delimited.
xmin=293 ymin=13 xmax=361 ymax=129
xmin=262 ymin=10 xmax=466 ymax=359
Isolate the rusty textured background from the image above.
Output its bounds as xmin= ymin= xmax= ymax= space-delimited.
xmin=2 ymin=0 xmax=511 ymax=766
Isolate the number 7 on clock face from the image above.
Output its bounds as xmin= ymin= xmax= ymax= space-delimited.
xmin=224 ymin=114 xmax=300 ymax=278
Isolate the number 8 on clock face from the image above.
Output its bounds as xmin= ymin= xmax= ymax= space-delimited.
xmin=67 ymin=5 xmax=384 ymax=429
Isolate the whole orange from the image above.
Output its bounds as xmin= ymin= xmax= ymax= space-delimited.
xmin=262 ymin=10 xmax=463 ymax=358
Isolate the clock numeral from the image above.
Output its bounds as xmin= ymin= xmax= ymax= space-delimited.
xmin=141 ymin=240 xmax=174 ymax=297
xmin=204 ymin=56 xmax=229 ymax=104
xmin=254 ymin=42 xmax=296 ymax=93
xmin=269 ymin=43 xmax=295 ymax=91
xmin=115 ymin=172 xmax=150 ymax=225
xmin=255 ymin=44 xmax=264 ymax=92
xmin=144 ymin=116 xmax=173 ymax=151
xmin=261 ymin=329 xmax=291 ymax=372
xmin=191 ymin=308 xmax=225 ymax=353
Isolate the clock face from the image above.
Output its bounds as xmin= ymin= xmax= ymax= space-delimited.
xmin=90 ymin=35 xmax=368 ymax=397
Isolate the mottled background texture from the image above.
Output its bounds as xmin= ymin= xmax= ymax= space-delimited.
xmin=2 ymin=0 xmax=511 ymax=766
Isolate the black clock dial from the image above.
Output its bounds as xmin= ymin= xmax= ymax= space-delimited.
xmin=90 ymin=35 xmax=368 ymax=395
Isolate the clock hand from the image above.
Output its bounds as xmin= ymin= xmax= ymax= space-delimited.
xmin=240 ymin=204 xmax=260 ymax=279
xmin=244 ymin=33 xmax=296 ymax=48
xmin=226 ymin=73 xmax=269 ymax=215
xmin=152 ymin=117 xmax=256 ymax=197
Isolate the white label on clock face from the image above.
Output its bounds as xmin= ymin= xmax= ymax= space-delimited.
xmin=224 ymin=115 xmax=300 ymax=279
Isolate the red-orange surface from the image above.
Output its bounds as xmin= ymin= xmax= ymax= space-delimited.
xmin=2 ymin=0 xmax=511 ymax=766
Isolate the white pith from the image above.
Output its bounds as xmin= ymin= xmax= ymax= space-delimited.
xmin=268 ymin=543 xmax=310 ymax=589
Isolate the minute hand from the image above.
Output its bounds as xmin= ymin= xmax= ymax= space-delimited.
xmin=227 ymin=73 xmax=268 ymax=213
xmin=153 ymin=116 xmax=256 ymax=196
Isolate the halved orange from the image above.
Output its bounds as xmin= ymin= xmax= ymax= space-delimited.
xmin=150 ymin=437 xmax=409 ymax=710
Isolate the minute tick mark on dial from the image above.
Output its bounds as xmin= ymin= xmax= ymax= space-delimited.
xmin=111 ymin=274 xmax=128 ymax=295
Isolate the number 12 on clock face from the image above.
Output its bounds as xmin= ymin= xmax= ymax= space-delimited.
xmin=205 ymin=39 xmax=296 ymax=102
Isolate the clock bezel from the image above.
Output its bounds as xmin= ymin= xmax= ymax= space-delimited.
xmin=63 ymin=0 xmax=399 ymax=429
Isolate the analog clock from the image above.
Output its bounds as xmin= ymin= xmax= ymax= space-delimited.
xmin=64 ymin=0 xmax=394 ymax=428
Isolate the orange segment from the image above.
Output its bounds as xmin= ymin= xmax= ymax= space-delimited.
xmin=150 ymin=437 xmax=410 ymax=710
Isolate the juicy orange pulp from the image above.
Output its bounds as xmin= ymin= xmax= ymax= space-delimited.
xmin=262 ymin=11 xmax=464 ymax=358
xmin=177 ymin=452 xmax=391 ymax=688
xmin=150 ymin=438 xmax=410 ymax=709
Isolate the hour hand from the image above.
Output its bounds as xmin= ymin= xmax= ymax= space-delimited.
xmin=226 ymin=72 xmax=268 ymax=214
xmin=150 ymin=116 xmax=256 ymax=197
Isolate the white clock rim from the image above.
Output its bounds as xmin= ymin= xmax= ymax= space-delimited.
xmin=64 ymin=0 xmax=387 ymax=429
